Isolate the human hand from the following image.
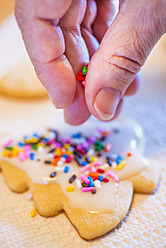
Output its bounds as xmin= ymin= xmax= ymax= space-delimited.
xmin=15 ymin=0 xmax=166 ymax=124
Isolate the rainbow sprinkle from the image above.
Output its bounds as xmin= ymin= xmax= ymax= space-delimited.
xmin=76 ymin=63 xmax=89 ymax=87
xmin=2 ymin=127 xmax=130 ymax=195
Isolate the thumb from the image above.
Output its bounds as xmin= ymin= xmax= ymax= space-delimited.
xmin=85 ymin=0 xmax=166 ymax=120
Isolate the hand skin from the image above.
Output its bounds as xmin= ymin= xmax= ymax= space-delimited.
xmin=15 ymin=0 xmax=166 ymax=125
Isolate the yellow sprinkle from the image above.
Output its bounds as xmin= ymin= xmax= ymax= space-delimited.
xmin=116 ymin=160 xmax=126 ymax=170
xmin=56 ymin=148 xmax=62 ymax=156
xmin=2 ymin=150 xmax=8 ymax=157
xmin=64 ymin=143 xmax=70 ymax=149
xmin=25 ymin=137 xmax=38 ymax=144
xmin=12 ymin=147 xmax=19 ymax=157
xmin=66 ymin=186 xmax=75 ymax=192
xmin=30 ymin=209 xmax=36 ymax=217
xmin=91 ymin=156 xmax=97 ymax=162
xmin=37 ymin=142 xmax=44 ymax=147
xmin=66 ymin=150 xmax=72 ymax=155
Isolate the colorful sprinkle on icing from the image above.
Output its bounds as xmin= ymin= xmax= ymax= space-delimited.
xmin=66 ymin=186 xmax=75 ymax=192
xmin=2 ymin=126 xmax=129 ymax=195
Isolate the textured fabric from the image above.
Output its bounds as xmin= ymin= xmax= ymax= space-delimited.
xmin=0 ymin=20 xmax=166 ymax=248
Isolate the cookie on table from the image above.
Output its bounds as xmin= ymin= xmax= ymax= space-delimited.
xmin=0 ymin=13 xmax=47 ymax=98
xmin=0 ymin=119 xmax=160 ymax=239
xmin=0 ymin=60 xmax=47 ymax=98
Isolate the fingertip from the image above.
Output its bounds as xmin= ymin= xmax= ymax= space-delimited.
xmin=64 ymin=84 xmax=91 ymax=125
xmin=36 ymin=58 xmax=76 ymax=109
xmin=64 ymin=108 xmax=90 ymax=125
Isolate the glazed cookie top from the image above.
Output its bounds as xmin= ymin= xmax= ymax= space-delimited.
xmin=0 ymin=119 xmax=148 ymax=211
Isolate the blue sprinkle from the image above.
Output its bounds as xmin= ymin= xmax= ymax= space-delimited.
xmin=88 ymin=176 xmax=94 ymax=187
xmin=30 ymin=152 xmax=35 ymax=160
xmin=33 ymin=132 xmax=39 ymax=138
xmin=99 ymin=175 xmax=104 ymax=182
xmin=50 ymin=172 xmax=56 ymax=178
xmin=81 ymin=161 xmax=88 ymax=166
xmin=116 ymin=155 xmax=123 ymax=164
xmin=71 ymin=132 xmax=82 ymax=139
xmin=43 ymin=137 xmax=49 ymax=142
xmin=18 ymin=141 xmax=25 ymax=147
xmin=62 ymin=154 xmax=68 ymax=158
xmin=64 ymin=166 xmax=70 ymax=173
xmin=23 ymin=135 xmax=28 ymax=140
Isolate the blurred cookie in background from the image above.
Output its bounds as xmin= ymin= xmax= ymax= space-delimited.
xmin=0 ymin=0 xmax=14 ymax=24
xmin=0 ymin=2 xmax=47 ymax=98
xmin=0 ymin=58 xmax=47 ymax=98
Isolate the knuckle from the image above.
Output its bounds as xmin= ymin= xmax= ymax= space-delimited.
xmin=103 ymin=55 xmax=136 ymax=88
xmin=108 ymin=54 xmax=141 ymax=75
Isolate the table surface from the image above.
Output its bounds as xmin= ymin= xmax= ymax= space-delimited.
xmin=0 ymin=15 xmax=166 ymax=248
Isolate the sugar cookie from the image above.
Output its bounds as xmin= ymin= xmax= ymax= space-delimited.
xmin=0 ymin=14 xmax=47 ymax=98
xmin=0 ymin=60 xmax=47 ymax=98
xmin=0 ymin=120 xmax=160 ymax=239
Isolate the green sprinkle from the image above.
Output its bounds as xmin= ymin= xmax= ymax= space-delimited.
xmin=82 ymin=66 xmax=87 ymax=75
xmin=94 ymin=140 xmax=104 ymax=148
xmin=5 ymin=147 xmax=13 ymax=150
xmin=94 ymin=146 xmax=103 ymax=152
xmin=32 ymin=144 xmax=38 ymax=150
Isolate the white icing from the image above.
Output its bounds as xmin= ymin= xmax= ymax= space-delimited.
xmin=0 ymin=118 xmax=148 ymax=211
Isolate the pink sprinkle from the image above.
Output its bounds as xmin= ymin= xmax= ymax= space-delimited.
xmin=97 ymin=128 xmax=103 ymax=133
xmin=48 ymin=139 xmax=55 ymax=145
xmin=81 ymin=187 xmax=94 ymax=192
xmin=80 ymin=175 xmax=90 ymax=185
xmin=107 ymin=171 xmax=119 ymax=183
xmin=80 ymin=148 xmax=86 ymax=155
xmin=66 ymin=158 xmax=72 ymax=163
xmin=81 ymin=81 xmax=85 ymax=87
xmin=24 ymin=145 xmax=31 ymax=151
xmin=88 ymin=135 xmax=97 ymax=144
xmin=55 ymin=142 xmax=62 ymax=148
xmin=93 ymin=161 xmax=102 ymax=167
xmin=3 ymin=139 xmax=14 ymax=148
xmin=61 ymin=137 xmax=71 ymax=144
xmin=18 ymin=152 xmax=25 ymax=161
xmin=80 ymin=164 xmax=90 ymax=173
xmin=76 ymin=144 xmax=82 ymax=151
xmin=25 ymin=150 xmax=30 ymax=159
xmin=90 ymin=166 xmax=96 ymax=173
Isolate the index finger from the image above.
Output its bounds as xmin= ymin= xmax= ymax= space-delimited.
xmin=15 ymin=0 xmax=76 ymax=108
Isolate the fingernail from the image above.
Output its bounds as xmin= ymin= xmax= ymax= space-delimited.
xmin=94 ymin=87 xmax=120 ymax=120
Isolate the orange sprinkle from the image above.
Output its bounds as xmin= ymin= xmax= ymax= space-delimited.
xmin=8 ymin=151 xmax=13 ymax=158
xmin=127 ymin=152 xmax=132 ymax=157
xmin=101 ymin=131 xmax=110 ymax=137
xmin=88 ymin=172 xmax=100 ymax=179
xmin=52 ymin=157 xmax=60 ymax=166
xmin=104 ymin=143 xmax=112 ymax=152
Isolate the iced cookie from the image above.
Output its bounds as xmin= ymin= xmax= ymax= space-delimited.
xmin=0 ymin=14 xmax=47 ymax=98
xmin=0 ymin=119 xmax=160 ymax=239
